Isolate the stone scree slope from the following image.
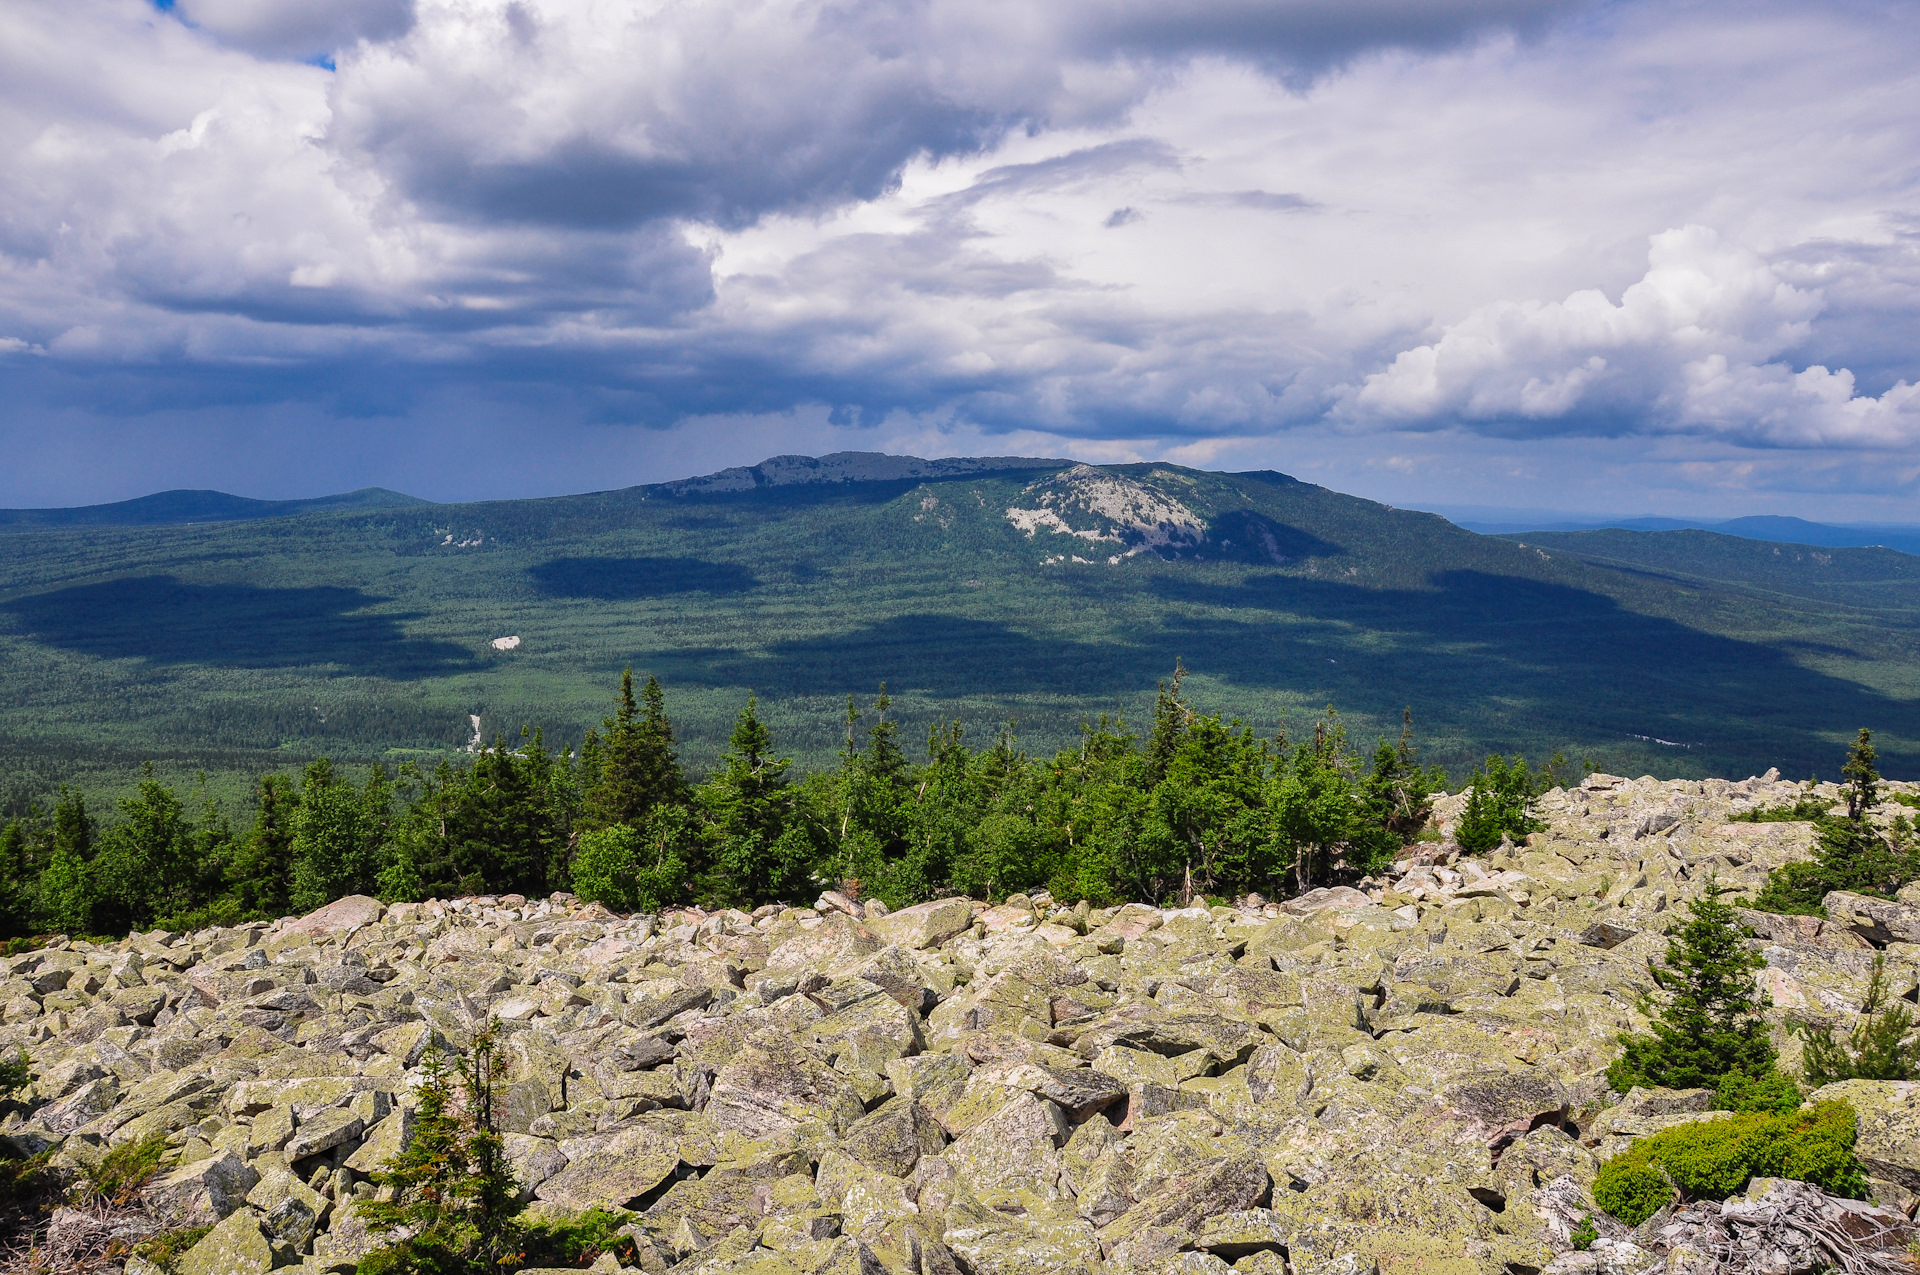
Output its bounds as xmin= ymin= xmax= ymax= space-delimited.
xmin=7 ymin=772 xmax=1920 ymax=1275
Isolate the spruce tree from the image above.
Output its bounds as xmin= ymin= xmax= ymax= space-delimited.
xmin=1144 ymin=662 xmax=1192 ymax=787
xmin=361 ymin=1028 xmax=520 ymax=1273
xmin=582 ymin=670 xmax=685 ymax=831
xmin=1608 ymin=879 xmax=1780 ymax=1096
xmin=1353 ymin=708 xmax=1446 ymax=875
xmin=1754 ymin=728 xmax=1919 ymax=914
xmin=1800 ymin=956 xmax=1919 ymax=1084
xmin=231 ymin=774 xmax=297 ymax=918
xmin=700 ymin=697 xmax=814 ymax=906
xmin=1455 ymin=754 xmax=1544 ymax=855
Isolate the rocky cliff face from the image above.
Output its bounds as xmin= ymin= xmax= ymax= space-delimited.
xmin=7 ymin=772 xmax=1920 ymax=1275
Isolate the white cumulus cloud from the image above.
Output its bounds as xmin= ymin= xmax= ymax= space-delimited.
xmin=1346 ymin=226 xmax=1920 ymax=448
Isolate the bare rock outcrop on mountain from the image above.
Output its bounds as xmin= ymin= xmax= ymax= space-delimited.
xmin=5 ymin=772 xmax=1918 ymax=1274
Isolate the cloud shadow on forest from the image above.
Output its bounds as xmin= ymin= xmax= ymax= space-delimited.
xmin=650 ymin=568 xmax=1920 ymax=776
xmin=529 ymin=556 xmax=760 ymax=600
xmin=0 ymin=575 xmax=474 ymax=676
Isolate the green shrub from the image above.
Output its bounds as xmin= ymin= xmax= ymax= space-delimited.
xmin=1714 ymin=1068 xmax=1803 ymax=1114
xmin=83 ymin=1134 xmax=171 ymax=1206
xmin=570 ymin=812 xmax=693 ymax=914
xmin=518 ymin=1208 xmax=634 ymax=1268
xmin=0 ymin=1050 xmax=32 ymax=1104
xmin=1592 ymin=1101 xmax=1868 ymax=1225
xmin=1730 ymin=794 xmax=1833 ymax=823
xmin=1800 ymin=955 xmax=1920 ymax=1084
xmin=1594 ymin=1159 xmax=1671 ymax=1226
xmin=133 ymin=1224 xmax=214 ymax=1273
xmin=0 ymin=1149 xmax=55 ymax=1213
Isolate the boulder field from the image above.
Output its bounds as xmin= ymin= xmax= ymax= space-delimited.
xmin=6 ymin=771 xmax=1919 ymax=1275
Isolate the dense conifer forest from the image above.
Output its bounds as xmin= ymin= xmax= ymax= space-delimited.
xmin=0 ymin=668 xmax=1541 ymax=938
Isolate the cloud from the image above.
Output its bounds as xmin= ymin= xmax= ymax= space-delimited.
xmin=1343 ymin=226 xmax=1920 ymax=448
xmin=319 ymin=0 xmax=1567 ymax=231
xmin=3 ymin=0 xmax=1920 ymax=515
xmin=172 ymin=0 xmax=415 ymax=60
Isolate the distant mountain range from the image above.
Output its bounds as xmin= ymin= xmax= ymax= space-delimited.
xmin=1447 ymin=510 xmax=1920 ymax=557
xmin=4 ymin=453 xmax=1920 ymax=800
xmin=0 ymin=487 xmax=428 ymax=528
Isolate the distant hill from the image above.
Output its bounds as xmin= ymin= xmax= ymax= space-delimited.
xmin=3 ymin=453 xmax=1919 ymax=804
xmin=0 ymin=487 xmax=430 ymax=529
xmin=1455 ymin=509 xmax=1920 ymax=557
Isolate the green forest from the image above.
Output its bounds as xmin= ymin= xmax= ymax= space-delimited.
xmin=6 ymin=460 xmax=1920 ymax=816
xmin=0 ymin=668 xmax=1536 ymax=939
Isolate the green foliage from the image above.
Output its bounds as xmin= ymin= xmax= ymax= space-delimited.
xmin=0 ymin=1149 xmax=55 ymax=1215
xmin=695 ymin=697 xmax=818 ymax=908
xmin=1714 ymin=1068 xmax=1803 ymax=1115
xmin=1731 ymin=795 xmax=1834 ymax=823
xmin=133 ymin=1224 xmax=214 ymax=1273
xmin=0 ymin=663 xmax=1483 ymax=936
xmin=1800 ymin=955 xmax=1920 ymax=1084
xmin=517 ymin=1209 xmax=635 ymax=1268
xmin=290 ymin=760 xmax=391 ymax=911
xmin=0 ymin=1050 xmax=33 ymax=1103
xmin=1456 ymin=753 xmax=1546 ymax=855
xmin=1592 ymin=1159 xmax=1672 ymax=1227
xmin=581 ymin=670 xmax=686 ymax=833
xmin=570 ymin=812 xmax=694 ymax=913
xmin=83 ymin=1134 xmax=171 ymax=1206
xmin=1592 ymin=1102 xmax=1869 ymax=1225
xmin=360 ymin=1028 xmax=520 ymax=1275
xmin=1608 ymin=880 xmax=1775 ymax=1094
xmin=1569 ymin=1214 xmax=1598 ymax=1251
xmin=1752 ymin=730 xmax=1920 ymax=917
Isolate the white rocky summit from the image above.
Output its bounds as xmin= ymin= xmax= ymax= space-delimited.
xmin=7 ymin=771 xmax=1919 ymax=1274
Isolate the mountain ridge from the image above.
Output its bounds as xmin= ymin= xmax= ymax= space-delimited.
xmin=2 ymin=452 xmax=1919 ymax=803
xmin=0 ymin=486 xmax=430 ymax=529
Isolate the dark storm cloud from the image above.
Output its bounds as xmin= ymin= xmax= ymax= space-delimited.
xmin=4 ymin=0 xmax=1920 ymax=512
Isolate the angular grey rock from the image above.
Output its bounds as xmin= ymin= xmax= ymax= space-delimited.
xmin=1824 ymin=891 xmax=1920 ymax=946
xmin=145 ymin=1151 xmax=261 ymax=1226
xmin=284 ymin=894 xmax=385 ymax=937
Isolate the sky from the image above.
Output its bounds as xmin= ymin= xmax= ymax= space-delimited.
xmin=2 ymin=0 xmax=1919 ymax=519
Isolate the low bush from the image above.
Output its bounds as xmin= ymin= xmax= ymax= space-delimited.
xmin=1714 ymin=1068 xmax=1803 ymax=1115
xmin=518 ymin=1208 xmax=634 ymax=1268
xmin=1592 ymin=1101 xmax=1868 ymax=1226
xmin=1593 ymin=1159 xmax=1672 ymax=1227
xmin=83 ymin=1134 xmax=172 ymax=1206
xmin=133 ymin=1224 xmax=214 ymax=1273
xmin=1730 ymin=795 xmax=1833 ymax=823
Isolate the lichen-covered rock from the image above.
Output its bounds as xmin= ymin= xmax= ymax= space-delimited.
xmin=12 ymin=773 xmax=1920 ymax=1274
xmin=866 ymin=899 xmax=973 ymax=951
xmin=175 ymin=1207 xmax=279 ymax=1275
xmin=1808 ymin=1079 xmax=1920 ymax=1194
xmin=144 ymin=1150 xmax=261 ymax=1226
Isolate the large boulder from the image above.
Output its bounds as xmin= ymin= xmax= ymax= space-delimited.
xmin=283 ymin=894 xmax=385 ymax=938
xmin=144 ymin=1152 xmax=260 ymax=1227
xmin=1823 ymin=891 xmax=1920 ymax=946
xmin=534 ymin=1122 xmax=682 ymax=1212
xmin=867 ymin=898 xmax=974 ymax=950
xmin=175 ymin=1209 xmax=279 ymax=1275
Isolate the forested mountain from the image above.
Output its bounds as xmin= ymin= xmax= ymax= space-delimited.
xmin=0 ymin=486 xmax=427 ymax=528
xmin=2 ymin=453 xmax=1918 ymax=812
